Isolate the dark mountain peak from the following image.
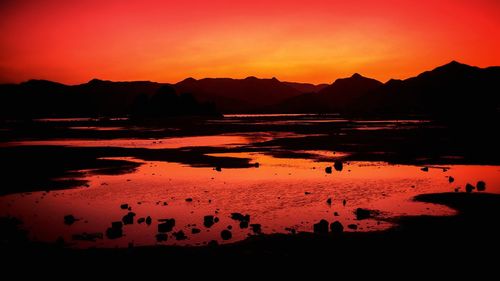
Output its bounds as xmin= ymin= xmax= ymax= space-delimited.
xmin=87 ymin=78 xmax=108 ymax=85
xmin=21 ymin=79 xmax=66 ymax=88
xmin=351 ymin=73 xmax=363 ymax=79
xmin=432 ymin=60 xmax=477 ymax=73
xmin=271 ymin=77 xmax=279 ymax=82
xmin=180 ymin=77 xmax=197 ymax=83
xmin=244 ymin=76 xmax=259 ymax=80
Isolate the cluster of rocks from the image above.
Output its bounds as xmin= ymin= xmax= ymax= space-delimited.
xmin=313 ymin=219 xmax=344 ymax=235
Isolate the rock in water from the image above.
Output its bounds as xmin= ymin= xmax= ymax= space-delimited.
xmin=330 ymin=221 xmax=344 ymax=235
xmin=449 ymin=176 xmax=455 ymax=183
xmin=221 ymin=230 xmax=232 ymax=240
xmin=158 ymin=219 xmax=175 ymax=233
xmin=106 ymin=221 xmax=123 ymax=239
xmin=191 ymin=228 xmax=201 ymax=234
xmin=313 ymin=219 xmax=329 ymax=234
xmin=465 ymin=183 xmax=475 ymax=193
xmin=355 ymin=208 xmax=371 ymax=220
xmin=421 ymin=167 xmax=429 ymax=172
xmin=156 ymin=233 xmax=168 ymax=242
xmin=476 ymin=181 xmax=486 ymax=191
xmin=122 ymin=212 xmax=136 ymax=225
xmin=120 ymin=203 xmax=129 ymax=210
xmin=250 ymin=224 xmax=262 ymax=234
xmin=204 ymin=215 xmax=215 ymax=228
xmin=64 ymin=215 xmax=76 ymax=225
xmin=325 ymin=167 xmax=332 ymax=174
xmin=145 ymin=216 xmax=152 ymax=225
xmin=173 ymin=231 xmax=187 ymax=240
xmin=334 ymin=161 xmax=343 ymax=171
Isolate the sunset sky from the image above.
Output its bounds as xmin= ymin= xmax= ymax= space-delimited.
xmin=1 ymin=0 xmax=499 ymax=84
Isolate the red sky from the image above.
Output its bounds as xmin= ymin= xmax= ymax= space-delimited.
xmin=1 ymin=0 xmax=499 ymax=84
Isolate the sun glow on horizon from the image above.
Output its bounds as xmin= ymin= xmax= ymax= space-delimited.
xmin=1 ymin=0 xmax=499 ymax=84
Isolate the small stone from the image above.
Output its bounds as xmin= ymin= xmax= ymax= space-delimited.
xmin=221 ymin=230 xmax=232 ymax=240
xmin=156 ymin=233 xmax=168 ymax=242
xmin=313 ymin=219 xmax=329 ymax=234
xmin=120 ymin=203 xmax=128 ymax=210
xmin=330 ymin=221 xmax=344 ymax=235
xmin=64 ymin=215 xmax=76 ymax=225
xmin=476 ymin=181 xmax=486 ymax=191
xmin=334 ymin=160 xmax=343 ymax=171
xmin=465 ymin=183 xmax=475 ymax=193
xmin=158 ymin=218 xmax=175 ymax=233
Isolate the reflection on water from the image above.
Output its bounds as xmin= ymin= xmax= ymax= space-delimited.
xmin=1 ymin=149 xmax=498 ymax=248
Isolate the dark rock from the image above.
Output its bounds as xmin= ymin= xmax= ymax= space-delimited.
xmin=254 ymin=162 xmax=260 ymax=168
xmin=227 ymin=225 xmax=232 ymax=230
xmin=111 ymin=221 xmax=123 ymax=229
xmin=334 ymin=212 xmax=339 ymax=216
xmin=185 ymin=198 xmax=193 ymax=202
xmin=215 ymin=166 xmax=222 ymax=172
xmin=343 ymin=199 xmax=346 ymax=206
xmin=127 ymin=207 xmax=132 ymax=211
xmin=191 ymin=228 xmax=201 ymax=234
xmin=122 ymin=212 xmax=136 ymax=225
xmin=305 ymin=192 xmax=311 ymax=195
xmin=466 ymin=183 xmax=475 ymax=193
xmin=477 ymin=181 xmax=486 ymax=191
xmin=313 ymin=219 xmax=329 ymax=234
xmin=230 ymin=213 xmax=250 ymax=222
xmin=145 ymin=216 xmax=152 ymax=225
xmin=204 ymin=215 xmax=215 ymax=228
xmin=120 ymin=203 xmax=128 ymax=210
xmin=64 ymin=215 xmax=76 ymax=225
xmin=421 ymin=167 xmax=429 ymax=172
xmin=334 ymin=160 xmax=343 ymax=171
xmin=158 ymin=219 xmax=175 ymax=233
xmin=325 ymin=167 xmax=332 ymax=174
xmin=239 ymin=221 xmax=249 ymax=229
xmin=330 ymin=221 xmax=344 ymax=235
xmin=326 ymin=198 xmax=332 ymax=205
xmin=449 ymin=176 xmax=455 ymax=183
xmin=106 ymin=222 xmax=123 ymax=239
xmin=156 ymin=233 xmax=168 ymax=242
xmin=220 ymin=230 xmax=232 ymax=240
xmin=250 ymin=224 xmax=262 ymax=234
xmin=355 ymin=208 xmax=371 ymax=220
xmin=137 ymin=217 xmax=145 ymax=224
xmin=173 ymin=231 xmax=187 ymax=240
xmin=347 ymin=224 xmax=358 ymax=230
xmin=214 ymin=217 xmax=219 ymax=223
xmin=162 ymin=202 xmax=168 ymax=206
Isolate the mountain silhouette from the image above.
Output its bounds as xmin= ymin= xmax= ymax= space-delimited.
xmin=0 ymin=61 xmax=498 ymax=119
xmin=270 ymin=73 xmax=383 ymax=112
xmin=282 ymin=82 xmax=328 ymax=93
xmin=174 ymin=77 xmax=303 ymax=112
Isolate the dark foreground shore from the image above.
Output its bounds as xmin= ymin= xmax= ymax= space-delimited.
xmin=3 ymin=192 xmax=499 ymax=266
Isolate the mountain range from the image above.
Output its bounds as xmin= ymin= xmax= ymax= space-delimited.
xmin=0 ymin=61 xmax=498 ymax=119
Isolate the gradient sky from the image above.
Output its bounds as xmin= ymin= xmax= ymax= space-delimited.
xmin=1 ymin=0 xmax=499 ymax=84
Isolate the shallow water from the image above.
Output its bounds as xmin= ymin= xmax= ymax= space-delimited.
xmin=0 ymin=116 xmax=498 ymax=248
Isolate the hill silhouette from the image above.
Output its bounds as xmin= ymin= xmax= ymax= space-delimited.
xmin=0 ymin=61 xmax=498 ymax=119
xmin=174 ymin=76 xmax=303 ymax=112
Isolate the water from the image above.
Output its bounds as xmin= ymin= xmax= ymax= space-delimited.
xmin=0 ymin=115 xmax=498 ymax=248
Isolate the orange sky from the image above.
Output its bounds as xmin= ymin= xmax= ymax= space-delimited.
xmin=1 ymin=0 xmax=499 ymax=84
